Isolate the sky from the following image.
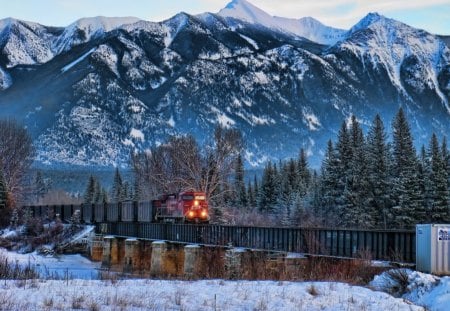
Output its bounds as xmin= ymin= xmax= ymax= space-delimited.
xmin=0 ymin=0 xmax=449 ymax=35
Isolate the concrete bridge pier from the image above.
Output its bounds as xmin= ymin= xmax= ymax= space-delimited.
xmin=101 ymin=236 xmax=114 ymax=267
xmin=224 ymin=248 xmax=246 ymax=279
xmin=150 ymin=241 xmax=167 ymax=276
xmin=184 ymin=244 xmax=201 ymax=278
xmin=124 ymin=238 xmax=140 ymax=273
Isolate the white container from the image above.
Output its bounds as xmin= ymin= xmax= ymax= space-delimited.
xmin=416 ymin=224 xmax=450 ymax=275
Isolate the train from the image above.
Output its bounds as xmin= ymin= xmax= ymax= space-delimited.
xmin=24 ymin=191 xmax=210 ymax=224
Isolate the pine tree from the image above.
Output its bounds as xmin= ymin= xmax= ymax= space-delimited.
xmin=246 ymin=180 xmax=255 ymax=209
xmin=101 ymin=188 xmax=109 ymax=203
xmin=0 ymin=169 xmax=7 ymax=209
xmin=335 ymin=121 xmax=353 ymax=227
xmin=428 ymin=133 xmax=449 ymax=222
xmin=297 ymin=149 xmax=311 ymax=196
xmin=253 ymin=174 xmax=259 ymax=202
xmin=258 ymin=162 xmax=278 ymax=213
xmin=234 ymin=154 xmax=247 ymax=208
xmin=83 ymin=175 xmax=96 ymax=204
xmin=418 ymin=146 xmax=431 ymax=222
xmin=111 ymin=168 xmax=123 ymax=203
xmin=320 ymin=140 xmax=340 ymax=226
xmin=366 ymin=114 xmax=390 ymax=228
xmin=34 ymin=170 xmax=48 ymax=202
xmin=93 ymin=179 xmax=102 ymax=203
xmin=391 ymin=108 xmax=423 ymax=228
xmin=442 ymin=137 xmax=450 ymax=189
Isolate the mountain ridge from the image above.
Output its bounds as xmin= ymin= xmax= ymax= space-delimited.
xmin=0 ymin=1 xmax=449 ymax=169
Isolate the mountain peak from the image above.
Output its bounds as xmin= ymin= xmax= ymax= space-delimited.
xmin=219 ymin=0 xmax=273 ymax=25
xmin=218 ymin=0 xmax=346 ymax=45
xmin=350 ymin=12 xmax=390 ymax=32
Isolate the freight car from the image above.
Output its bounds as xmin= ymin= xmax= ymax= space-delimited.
xmin=23 ymin=191 xmax=210 ymax=224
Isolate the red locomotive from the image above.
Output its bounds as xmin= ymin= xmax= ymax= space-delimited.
xmin=153 ymin=191 xmax=209 ymax=223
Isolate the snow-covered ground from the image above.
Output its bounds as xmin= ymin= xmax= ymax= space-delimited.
xmin=1 ymin=248 xmax=449 ymax=310
xmin=0 ymin=248 xmax=101 ymax=279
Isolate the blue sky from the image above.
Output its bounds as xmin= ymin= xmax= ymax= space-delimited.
xmin=1 ymin=0 xmax=449 ymax=34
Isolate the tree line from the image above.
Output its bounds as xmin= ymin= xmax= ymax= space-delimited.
xmin=238 ymin=108 xmax=449 ymax=229
xmin=81 ymin=108 xmax=450 ymax=229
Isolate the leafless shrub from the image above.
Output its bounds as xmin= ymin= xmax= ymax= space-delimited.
xmin=0 ymin=119 xmax=35 ymax=227
xmin=71 ymin=295 xmax=85 ymax=309
xmin=307 ymin=284 xmax=320 ymax=296
xmin=381 ymin=269 xmax=411 ymax=297
xmin=88 ymin=301 xmax=100 ymax=311
xmin=42 ymin=297 xmax=54 ymax=308
xmin=254 ymin=297 xmax=269 ymax=311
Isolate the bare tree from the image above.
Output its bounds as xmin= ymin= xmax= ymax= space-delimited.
xmin=132 ymin=127 xmax=243 ymax=205
xmin=0 ymin=119 xmax=35 ymax=207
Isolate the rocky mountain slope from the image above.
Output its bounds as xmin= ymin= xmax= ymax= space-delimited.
xmin=0 ymin=0 xmax=449 ymax=169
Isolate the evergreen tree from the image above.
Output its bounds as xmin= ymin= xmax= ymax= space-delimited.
xmin=111 ymin=168 xmax=123 ymax=203
xmin=233 ymin=153 xmax=247 ymax=208
xmin=93 ymin=179 xmax=102 ymax=203
xmin=101 ymin=188 xmax=109 ymax=203
xmin=391 ymin=108 xmax=424 ymax=228
xmin=428 ymin=133 xmax=449 ymax=222
xmin=418 ymin=146 xmax=431 ymax=222
xmin=122 ymin=181 xmax=132 ymax=201
xmin=258 ymin=162 xmax=278 ymax=213
xmin=34 ymin=170 xmax=48 ymax=201
xmin=297 ymin=149 xmax=311 ymax=196
xmin=0 ymin=169 xmax=7 ymax=209
xmin=247 ymin=180 xmax=255 ymax=209
xmin=320 ymin=140 xmax=340 ymax=226
xmin=335 ymin=121 xmax=353 ymax=226
xmin=83 ymin=175 xmax=96 ymax=204
xmin=442 ymin=137 xmax=450 ymax=189
xmin=366 ymin=114 xmax=390 ymax=228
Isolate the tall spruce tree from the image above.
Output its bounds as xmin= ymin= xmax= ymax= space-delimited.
xmin=111 ymin=168 xmax=123 ymax=203
xmin=83 ymin=175 xmax=96 ymax=204
xmin=0 ymin=169 xmax=7 ymax=209
xmin=428 ymin=133 xmax=449 ymax=222
xmin=366 ymin=114 xmax=390 ymax=228
xmin=320 ymin=140 xmax=340 ymax=226
xmin=234 ymin=153 xmax=247 ymax=208
xmin=442 ymin=138 xmax=450 ymax=189
xmin=297 ymin=149 xmax=311 ymax=196
xmin=258 ymin=161 xmax=278 ymax=213
xmin=335 ymin=121 xmax=353 ymax=227
xmin=418 ymin=145 xmax=431 ymax=222
xmin=391 ymin=108 xmax=424 ymax=228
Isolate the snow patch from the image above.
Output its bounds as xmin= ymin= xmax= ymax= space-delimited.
xmin=302 ymin=109 xmax=322 ymax=131
xmin=238 ymin=33 xmax=259 ymax=50
xmin=130 ymin=128 xmax=145 ymax=141
xmin=61 ymin=47 xmax=96 ymax=73
xmin=211 ymin=106 xmax=235 ymax=128
xmin=167 ymin=116 xmax=175 ymax=127
xmin=0 ymin=66 xmax=12 ymax=89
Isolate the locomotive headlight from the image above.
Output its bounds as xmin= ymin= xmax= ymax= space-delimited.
xmin=194 ymin=200 xmax=199 ymax=207
xmin=201 ymin=210 xmax=207 ymax=218
xmin=188 ymin=211 xmax=195 ymax=218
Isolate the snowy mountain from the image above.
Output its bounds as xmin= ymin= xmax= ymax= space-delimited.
xmin=218 ymin=0 xmax=347 ymax=45
xmin=0 ymin=1 xmax=449 ymax=169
